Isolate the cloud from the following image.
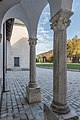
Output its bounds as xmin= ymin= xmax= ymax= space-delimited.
xmin=37 ymin=0 xmax=80 ymax=54
xmin=38 ymin=26 xmax=49 ymax=34
xmin=68 ymin=0 xmax=80 ymax=40
xmin=42 ymin=4 xmax=50 ymax=16
xmin=72 ymin=0 xmax=80 ymax=12
xmin=37 ymin=26 xmax=52 ymax=43
xmin=36 ymin=41 xmax=53 ymax=55
xmin=68 ymin=31 xmax=80 ymax=40
xmin=36 ymin=4 xmax=53 ymax=55
xmin=42 ymin=17 xmax=49 ymax=24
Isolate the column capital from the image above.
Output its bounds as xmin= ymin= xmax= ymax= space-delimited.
xmin=50 ymin=9 xmax=73 ymax=30
xmin=28 ymin=37 xmax=37 ymax=46
xmin=0 ymin=34 xmax=2 ymax=43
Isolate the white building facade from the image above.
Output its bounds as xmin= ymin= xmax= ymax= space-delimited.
xmin=7 ymin=20 xmax=29 ymax=71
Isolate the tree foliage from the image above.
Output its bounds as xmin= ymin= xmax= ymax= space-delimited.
xmin=67 ymin=36 xmax=80 ymax=63
xmin=36 ymin=56 xmax=42 ymax=62
xmin=47 ymin=55 xmax=53 ymax=62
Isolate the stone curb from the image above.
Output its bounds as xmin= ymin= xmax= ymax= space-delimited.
xmin=36 ymin=66 xmax=80 ymax=72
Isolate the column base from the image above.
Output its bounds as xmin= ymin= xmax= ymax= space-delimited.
xmin=28 ymin=82 xmax=37 ymax=88
xmin=44 ymin=104 xmax=79 ymax=120
xmin=26 ymin=85 xmax=41 ymax=103
xmin=51 ymin=101 xmax=70 ymax=114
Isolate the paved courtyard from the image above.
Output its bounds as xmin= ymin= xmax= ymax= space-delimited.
xmin=0 ymin=67 xmax=80 ymax=119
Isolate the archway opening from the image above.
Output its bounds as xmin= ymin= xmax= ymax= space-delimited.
xmin=37 ymin=4 xmax=53 ymax=63
xmin=67 ymin=0 xmax=80 ymax=63
xmin=2 ymin=18 xmax=30 ymax=92
xmin=67 ymin=0 xmax=80 ymax=115
xmin=36 ymin=4 xmax=53 ymax=104
xmin=5 ymin=18 xmax=29 ymax=71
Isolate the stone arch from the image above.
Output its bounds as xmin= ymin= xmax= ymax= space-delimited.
xmin=0 ymin=0 xmax=74 ymax=36
xmin=0 ymin=0 xmax=22 ymax=33
xmin=20 ymin=0 xmax=48 ymax=38
xmin=1 ymin=4 xmax=29 ymax=37
xmin=1 ymin=0 xmax=49 ymax=38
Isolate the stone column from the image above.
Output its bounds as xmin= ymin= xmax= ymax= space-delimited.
xmin=50 ymin=10 xmax=73 ymax=114
xmin=0 ymin=34 xmax=2 ymax=104
xmin=26 ymin=37 xmax=41 ymax=103
xmin=29 ymin=38 xmax=37 ymax=88
xmin=3 ymin=23 xmax=7 ymax=92
xmin=0 ymin=34 xmax=2 ymax=77
xmin=0 ymin=34 xmax=2 ymax=43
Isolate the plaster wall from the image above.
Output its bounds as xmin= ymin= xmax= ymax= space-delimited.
xmin=7 ymin=24 xmax=29 ymax=70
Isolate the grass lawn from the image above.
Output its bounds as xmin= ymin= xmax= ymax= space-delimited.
xmin=67 ymin=63 xmax=80 ymax=69
xmin=36 ymin=63 xmax=53 ymax=67
xmin=36 ymin=63 xmax=80 ymax=69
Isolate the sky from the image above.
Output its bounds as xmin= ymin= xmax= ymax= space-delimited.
xmin=36 ymin=0 xmax=80 ymax=55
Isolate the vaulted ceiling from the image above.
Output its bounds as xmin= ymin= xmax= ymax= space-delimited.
xmin=0 ymin=0 xmax=73 ymax=37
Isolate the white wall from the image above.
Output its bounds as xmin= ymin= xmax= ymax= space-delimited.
xmin=7 ymin=24 xmax=30 ymax=70
xmin=10 ymin=24 xmax=28 ymax=45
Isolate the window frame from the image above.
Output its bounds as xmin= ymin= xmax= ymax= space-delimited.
xmin=14 ymin=57 xmax=20 ymax=67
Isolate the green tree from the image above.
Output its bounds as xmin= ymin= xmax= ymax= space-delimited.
xmin=67 ymin=36 xmax=80 ymax=63
xmin=37 ymin=56 xmax=42 ymax=63
xmin=47 ymin=56 xmax=53 ymax=63
xmin=67 ymin=39 xmax=74 ymax=60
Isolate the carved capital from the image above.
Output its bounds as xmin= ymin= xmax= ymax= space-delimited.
xmin=0 ymin=34 xmax=2 ymax=43
xmin=28 ymin=38 xmax=37 ymax=46
xmin=50 ymin=17 xmax=71 ymax=30
xmin=50 ymin=9 xmax=73 ymax=30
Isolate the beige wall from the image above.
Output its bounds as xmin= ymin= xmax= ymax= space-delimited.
xmin=7 ymin=24 xmax=30 ymax=70
xmin=11 ymin=24 xmax=28 ymax=45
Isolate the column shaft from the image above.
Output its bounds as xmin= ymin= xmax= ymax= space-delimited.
xmin=0 ymin=33 xmax=2 ymax=104
xmin=51 ymin=29 xmax=70 ymax=113
xmin=28 ymin=38 xmax=37 ymax=88
xmin=26 ymin=37 xmax=41 ymax=103
xmin=53 ymin=29 xmax=67 ymax=104
xmin=29 ymin=44 xmax=37 ymax=87
xmin=50 ymin=9 xmax=73 ymax=114
xmin=3 ymin=23 xmax=6 ymax=92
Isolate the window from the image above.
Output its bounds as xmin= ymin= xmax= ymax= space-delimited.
xmin=14 ymin=57 xmax=20 ymax=67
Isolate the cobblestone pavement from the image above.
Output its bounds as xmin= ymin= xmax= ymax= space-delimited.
xmin=0 ymin=67 xmax=80 ymax=119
